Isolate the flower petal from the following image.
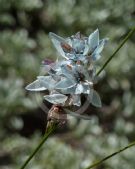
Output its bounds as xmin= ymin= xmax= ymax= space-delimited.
xmin=92 ymin=38 xmax=108 ymax=61
xmin=57 ymin=65 xmax=76 ymax=83
xmin=59 ymin=86 xmax=76 ymax=94
xmin=55 ymin=78 xmax=76 ymax=89
xmin=25 ymin=80 xmax=47 ymax=91
xmin=91 ymin=89 xmax=102 ymax=107
xmin=40 ymin=65 xmax=51 ymax=74
xmin=82 ymin=83 xmax=90 ymax=94
xmin=72 ymin=39 xmax=85 ymax=53
xmin=83 ymin=44 xmax=89 ymax=55
xmin=95 ymin=39 xmax=105 ymax=53
xmin=88 ymin=29 xmax=99 ymax=52
xmin=72 ymin=94 xmax=81 ymax=106
xmin=75 ymin=83 xmax=84 ymax=94
xmin=44 ymin=94 xmax=68 ymax=104
xmin=49 ymin=32 xmax=68 ymax=59
xmin=66 ymin=37 xmax=73 ymax=47
xmin=92 ymin=54 xmax=101 ymax=61
xmin=75 ymin=83 xmax=90 ymax=94
xmin=77 ymin=54 xmax=86 ymax=62
xmin=37 ymin=76 xmax=56 ymax=90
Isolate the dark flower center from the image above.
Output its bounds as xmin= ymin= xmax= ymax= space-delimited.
xmin=76 ymin=72 xmax=85 ymax=82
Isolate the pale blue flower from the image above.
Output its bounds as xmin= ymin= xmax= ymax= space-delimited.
xmin=49 ymin=30 xmax=108 ymax=63
xmin=26 ymin=30 xmax=105 ymax=108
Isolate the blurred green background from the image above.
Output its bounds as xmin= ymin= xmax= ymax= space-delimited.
xmin=0 ymin=0 xmax=135 ymax=169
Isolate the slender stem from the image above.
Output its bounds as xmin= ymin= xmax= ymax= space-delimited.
xmin=19 ymin=124 xmax=57 ymax=169
xmin=85 ymin=140 xmax=135 ymax=169
xmin=97 ymin=26 xmax=135 ymax=76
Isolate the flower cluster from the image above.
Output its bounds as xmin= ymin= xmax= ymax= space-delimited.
xmin=26 ymin=29 xmax=108 ymax=111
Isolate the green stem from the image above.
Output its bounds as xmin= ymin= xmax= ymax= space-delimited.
xmin=97 ymin=26 xmax=135 ymax=76
xmin=19 ymin=124 xmax=57 ymax=169
xmin=85 ymin=140 xmax=135 ymax=169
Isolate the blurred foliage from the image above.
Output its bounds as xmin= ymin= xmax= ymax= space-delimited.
xmin=0 ymin=0 xmax=135 ymax=169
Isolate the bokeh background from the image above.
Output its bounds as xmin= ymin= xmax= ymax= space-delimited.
xmin=0 ymin=0 xmax=135 ymax=169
